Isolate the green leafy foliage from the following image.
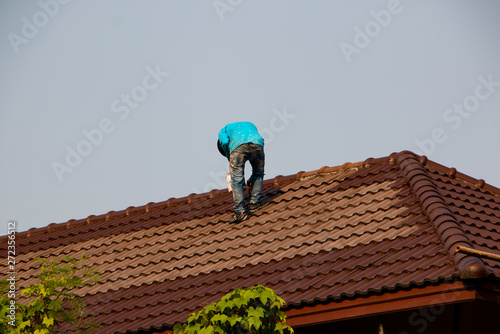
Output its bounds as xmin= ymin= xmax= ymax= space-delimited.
xmin=174 ymin=285 xmax=294 ymax=334
xmin=0 ymin=256 xmax=101 ymax=334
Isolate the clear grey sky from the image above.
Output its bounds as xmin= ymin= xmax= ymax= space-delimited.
xmin=1 ymin=0 xmax=499 ymax=232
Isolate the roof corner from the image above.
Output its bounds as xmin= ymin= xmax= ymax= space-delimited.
xmin=394 ymin=151 xmax=489 ymax=280
xmin=459 ymin=258 xmax=489 ymax=279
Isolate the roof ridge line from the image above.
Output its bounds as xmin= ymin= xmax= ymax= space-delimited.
xmin=296 ymin=161 xmax=363 ymax=180
xmin=7 ymin=149 xmax=497 ymax=250
xmin=395 ymin=151 xmax=488 ymax=279
xmin=0 ymin=151 xmax=404 ymax=244
xmin=8 ymin=169 xmax=301 ymax=244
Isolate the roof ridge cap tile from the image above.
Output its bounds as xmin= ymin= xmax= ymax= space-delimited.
xmin=297 ymin=152 xmax=397 ymax=183
xmin=297 ymin=162 xmax=363 ymax=180
xmin=297 ymin=153 xmax=403 ymax=182
xmin=395 ymin=151 xmax=488 ymax=279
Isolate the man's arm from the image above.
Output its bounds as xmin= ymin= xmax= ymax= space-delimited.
xmin=218 ymin=128 xmax=230 ymax=159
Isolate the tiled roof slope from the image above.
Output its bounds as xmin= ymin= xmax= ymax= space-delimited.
xmin=2 ymin=151 xmax=500 ymax=333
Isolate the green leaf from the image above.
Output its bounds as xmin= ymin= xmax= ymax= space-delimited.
xmin=42 ymin=316 xmax=54 ymax=327
xmin=204 ymin=303 xmax=217 ymax=313
xmin=258 ymin=289 xmax=271 ymax=305
xmin=247 ymin=306 xmax=265 ymax=330
xmin=211 ymin=314 xmax=229 ymax=324
xmin=12 ymin=257 xmax=101 ymax=333
xmin=18 ymin=320 xmax=31 ymax=330
xmin=198 ymin=325 xmax=214 ymax=334
xmin=176 ymin=285 xmax=291 ymax=334
xmin=228 ymin=315 xmax=242 ymax=327
xmin=173 ymin=323 xmax=185 ymax=334
xmin=271 ymin=300 xmax=283 ymax=310
xmin=248 ymin=306 xmax=265 ymax=319
xmin=213 ymin=327 xmax=224 ymax=334
xmin=233 ymin=297 xmax=245 ymax=309
xmin=34 ymin=329 xmax=50 ymax=334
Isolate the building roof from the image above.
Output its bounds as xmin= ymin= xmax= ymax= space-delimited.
xmin=2 ymin=151 xmax=500 ymax=333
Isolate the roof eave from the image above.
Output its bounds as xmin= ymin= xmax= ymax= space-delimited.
xmin=285 ymin=279 xmax=497 ymax=328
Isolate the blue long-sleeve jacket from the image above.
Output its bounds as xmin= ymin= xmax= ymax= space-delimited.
xmin=218 ymin=122 xmax=264 ymax=159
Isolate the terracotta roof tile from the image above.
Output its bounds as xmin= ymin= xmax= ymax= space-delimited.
xmin=2 ymin=150 xmax=500 ymax=333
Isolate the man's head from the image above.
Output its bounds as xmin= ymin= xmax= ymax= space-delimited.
xmin=217 ymin=139 xmax=225 ymax=157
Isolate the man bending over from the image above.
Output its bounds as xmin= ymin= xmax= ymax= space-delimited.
xmin=217 ymin=121 xmax=265 ymax=223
